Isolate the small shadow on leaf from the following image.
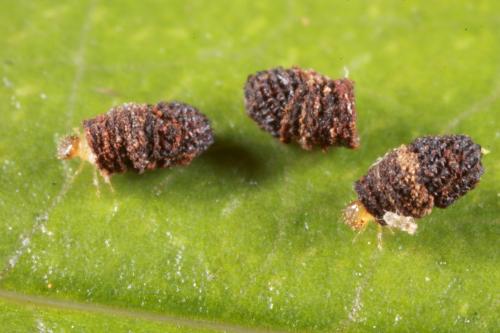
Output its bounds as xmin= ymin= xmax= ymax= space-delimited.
xmin=114 ymin=134 xmax=285 ymax=201
xmin=201 ymin=135 xmax=271 ymax=183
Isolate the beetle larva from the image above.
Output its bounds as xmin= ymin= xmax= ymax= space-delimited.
xmin=57 ymin=101 xmax=214 ymax=183
xmin=244 ymin=66 xmax=359 ymax=150
xmin=343 ymin=135 xmax=484 ymax=234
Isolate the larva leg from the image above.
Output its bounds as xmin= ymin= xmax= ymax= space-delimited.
xmin=376 ymin=224 xmax=384 ymax=251
xmin=74 ymin=160 xmax=85 ymax=178
xmin=387 ymin=226 xmax=395 ymax=235
xmin=101 ymin=172 xmax=115 ymax=193
xmin=351 ymin=222 xmax=369 ymax=244
xmin=343 ymin=66 xmax=350 ymax=78
xmin=64 ymin=160 xmax=85 ymax=186
xmin=93 ymin=168 xmax=101 ymax=197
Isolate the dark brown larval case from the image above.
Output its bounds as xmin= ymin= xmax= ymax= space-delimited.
xmin=355 ymin=135 xmax=484 ymax=224
xmin=244 ymin=67 xmax=359 ymax=150
xmin=83 ymin=101 xmax=214 ymax=175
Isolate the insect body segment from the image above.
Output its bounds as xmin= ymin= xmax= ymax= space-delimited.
xmin=342 ymin=200 xmax=375 ymax=232
xmin=57 ymin=133 xmax=97 ymax=168
xmin=57 ymin=101 xmax=214 ymax=185
xmin=244 ymin=67 xmax=359 ymax=150
xmin=344 ymin=135 xmax=484 ymax=234
xmin=57 ymin=135 xmax=81 ymax=160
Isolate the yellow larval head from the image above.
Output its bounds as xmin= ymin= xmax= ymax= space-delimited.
xmin=57 ymin=135 xmax=80 ymax=160
xmin=342 ymin=200 xmax=375 ymax=231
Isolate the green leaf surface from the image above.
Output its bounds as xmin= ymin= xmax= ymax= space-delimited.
xmin=0 ymin=297 xmax=219 ymax=333
xmin=1 ymin=0 xmax=499 ymax=332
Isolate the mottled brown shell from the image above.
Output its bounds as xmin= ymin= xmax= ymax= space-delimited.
xmin=409 ymin=135 xmax=484 ymax=208
xmin=83 ymin=101 xmax=214 ymax=175
xmin=355 ymin=135 xmax=484 ymax=223
xmin=244 ymin=67 xmax=359 ymax=150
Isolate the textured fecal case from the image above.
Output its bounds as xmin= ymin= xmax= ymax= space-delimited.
xmin=355 ymin=135 xmax=484 ymax=224
xmin=244 ymin=67 xmax=359 ymax=150
xmin=82 ymin=101 xmax=214 ymax=175
xmin=58 ymin=102 xmax=214 ymax=181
